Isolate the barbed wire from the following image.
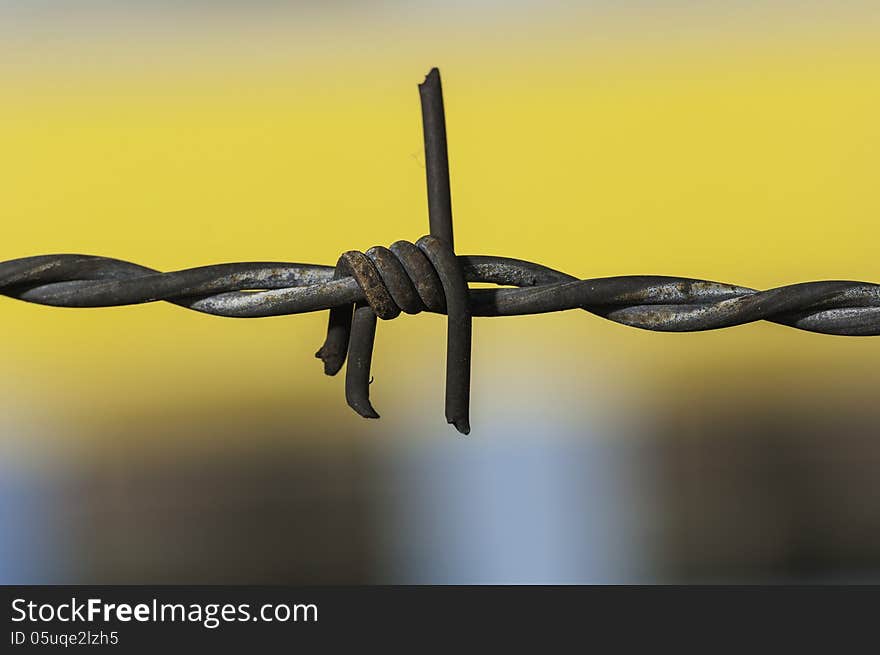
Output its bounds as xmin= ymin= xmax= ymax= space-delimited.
xmin=2 ymin=68 xmax=878 ymax=433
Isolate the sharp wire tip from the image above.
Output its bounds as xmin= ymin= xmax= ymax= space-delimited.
xmin=451 ymin=418 xmax=470 ymax=435
xmin=351 ymin=403 xmax=380 ymax=420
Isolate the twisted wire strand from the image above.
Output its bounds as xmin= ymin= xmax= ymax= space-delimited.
xmin=2 ymin=250 xmax=879 ymax=434
xmin=3 ymin=252 xmax=879 ymax=335
xmin=4 ymin=67 xmax=878 ymax=433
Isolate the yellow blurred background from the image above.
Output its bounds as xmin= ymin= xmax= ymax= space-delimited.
xmin=1 ymin=2 xmax=879 ymax=583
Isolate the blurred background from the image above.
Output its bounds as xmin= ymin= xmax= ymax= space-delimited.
xmin=1 ymin=1 xmax=879 ymax=583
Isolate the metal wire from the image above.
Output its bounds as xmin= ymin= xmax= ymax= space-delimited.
xmin=2 ymin=68 xmax=879 ymax=433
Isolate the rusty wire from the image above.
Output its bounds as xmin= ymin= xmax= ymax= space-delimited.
xmin=2 ymin=68 xmax=879 ymax=434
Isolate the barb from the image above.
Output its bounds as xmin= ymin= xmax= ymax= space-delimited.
xmin=2 ymin=69 xmax=879 ymax=433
